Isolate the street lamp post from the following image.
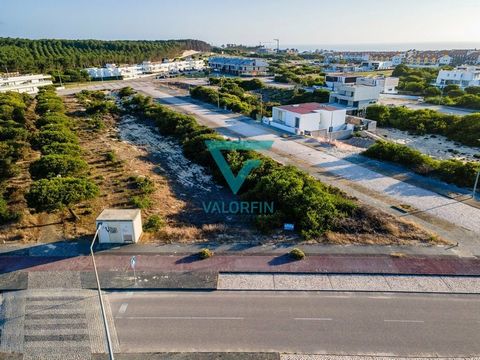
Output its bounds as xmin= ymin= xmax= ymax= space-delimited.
xmin=473 ymin=170 xmax=480 ymax=200
xmin=90 ymin=224 xmax=115 ymax=360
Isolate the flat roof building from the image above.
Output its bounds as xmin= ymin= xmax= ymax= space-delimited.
xmin=435 ymin=65 xmax=480 ymax=89
xmin=270 ymin=102 xmax=347 ymax=135
xmin=96 ymin=209 xmax=143 ymax=244
xmin=208 ymin=56 xmax=268 ymax=76
xmin=0 ymin=74 xmax=53 ymax=94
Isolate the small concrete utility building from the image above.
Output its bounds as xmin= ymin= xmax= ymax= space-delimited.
xmin=96 ymin=209 xmax=142 ymax=244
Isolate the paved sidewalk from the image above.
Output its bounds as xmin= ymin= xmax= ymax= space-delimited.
xmin=282 ymin=355 xmax=480 ymax=360
xmin=1 ymin=254 xmax=479 ymax=276
xmin=218 ymin=273 xmax=480 ymax=293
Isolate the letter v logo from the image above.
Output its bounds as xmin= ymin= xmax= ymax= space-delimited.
xmin=205 ymin=140 xmax=274 ymax=195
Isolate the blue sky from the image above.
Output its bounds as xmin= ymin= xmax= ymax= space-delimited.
xmin=1 ymin=0 xmax=479 ymax=49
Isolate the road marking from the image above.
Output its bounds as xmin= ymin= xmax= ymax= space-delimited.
xmin=384 ymin=319 xmax=425 ymax=323
xmin=118 ymin=303 xmax=128 ymax=314
xmin=368 ymin=296 xmax=392 ymax=299
xmin=294 ymin=318 xmax=333 ymax=321
xmin=116 ymin=316 xmax=244 ymax=320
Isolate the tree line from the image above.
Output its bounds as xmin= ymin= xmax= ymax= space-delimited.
xmin=0 ymin=37 xmax=211 ymax=81
xmin=0 ymin=91 xmax=32 ymax=224
xmin=25 ymin=88 xmax=99 ymax=213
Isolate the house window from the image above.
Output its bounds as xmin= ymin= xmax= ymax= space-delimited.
xmin=295 ymin=117 xmax=300 ymax=128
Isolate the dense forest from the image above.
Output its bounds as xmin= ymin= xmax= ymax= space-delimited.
xmin=0 ymin=38 xmax=211 ymax=80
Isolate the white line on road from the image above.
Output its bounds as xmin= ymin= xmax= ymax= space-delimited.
xmin=384 ymin=319 xmax=425 ymax=323
xmin=294 ymin=318 xmax=333 ymax=321
xmin=116 ymin=316 xmax=244 ymax=320
xmin=118 ymin=303 xmax=128 ymax=314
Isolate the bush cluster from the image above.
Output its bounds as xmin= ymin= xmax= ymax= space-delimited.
xmin=76 ymin=90 xmax=118 ymax=115
xmin=363 ymin=141 xmax=480 ymax=188
xmin=425 ymin=85 xmax=480 ymax=110
xmin=190 ymin=85 xmax=264 ymax=119
xmin=269 ymin=61 xmax=325 ymax=86
xmin=365 ymin=104 xmax=480 ymax=147
xmin=26 ymin=88 xmax=98 ymax=212
xmin=122 ymin=90 xmax=357 ymax=239
xmin=0 ymin=91 xmax=31 ymax=224
xmin=143 ymin=215 xmax=165 ymax=233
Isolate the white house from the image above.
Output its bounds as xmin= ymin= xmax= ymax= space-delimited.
xmin=96 ymin=209 xmax=143 ymax=244
xmin=356 ymin=76 xmax=399 ymax=94
xmin=435 ymin=65 xmax=480 ymax=89
xmin=324 ymin=73 xmax=360 ymax=90
xmin=361 ymin=61 xmax=394 ymax=70
xmin=329 ymin=82 xmax=382 ymax=113
xmin=0 ymin=74 xmax=53 ymax=94
xmin=437 ymin=55 xmax=453 ymax=66
xmin=270 ymin=103 xmax=347 ymax=134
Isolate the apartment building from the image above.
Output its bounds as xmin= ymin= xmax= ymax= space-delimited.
xmin=435 ymin=65 xmax=480 ymax=89
xmin=86 ymin=59 xmax=205 ymax=80
xmin=86 ymin=63 xmax=141 ymax=80
xmin=208 ymin=57 xmax=268 ymax=76
xmin=0 ymin=74 xmax=53 ymax=94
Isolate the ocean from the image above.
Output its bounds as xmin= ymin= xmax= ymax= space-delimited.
xmin=282 ymin=42 xmax=480 ymax=52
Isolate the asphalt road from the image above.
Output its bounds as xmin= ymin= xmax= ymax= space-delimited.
xmin=109 ymin=291 xmax=480 ymax=356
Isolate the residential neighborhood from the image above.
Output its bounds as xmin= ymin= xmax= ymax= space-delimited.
xmin=0 ymin=1 xmax=480 ymax=360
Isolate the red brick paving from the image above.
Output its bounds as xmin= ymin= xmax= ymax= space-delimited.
xmin=1 ymin=254 xmax=479 ymax=275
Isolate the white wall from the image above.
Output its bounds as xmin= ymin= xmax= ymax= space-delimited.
xmin=318 ymin=110 xmax=346 ymax=131
xmin=272 ymin=107 xmax=347 ymax=133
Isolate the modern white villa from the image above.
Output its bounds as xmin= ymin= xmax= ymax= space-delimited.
xmin=268 ymin=103 xmax=348 ymax=135
xmin=0 ymin=74 xmax=53 ymax=94
xmin=435 ymin=65 xmax=480 ymax=89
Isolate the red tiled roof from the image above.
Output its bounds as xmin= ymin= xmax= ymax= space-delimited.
xmin=276 ymin=102 xmax=341 ymax=114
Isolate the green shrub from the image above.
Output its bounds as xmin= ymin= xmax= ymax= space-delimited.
xmin=119 ymin=87 xmax=135 ymax=98
xmin=143 ymin=215 xmax=165 ymax=232
xmin=105 ymin=151 xmax=116 ymax=162
xmin=290 ymin=248 xmax=305 ymax=260
xmin=29 ymin=155 xmax=88 ymax=179
xmin=33 ymin=129 xmax=78 ymax=149
xmin=36 ymin=113 xmax=71 ymax=128
xmin=130 ymin=195 xmax=153 ymax=209
xmin=0 ymin=196 xmax=20 ymax=224
xmin=41 ymin=142 xmax=82 ymax=156
xmin=131 ymin=176 xmax=155 ymax=194
xmin=198 ymin=248 xmax=214 ymax=259
xmin=26 ymin=177 xmax=99 ymax=212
